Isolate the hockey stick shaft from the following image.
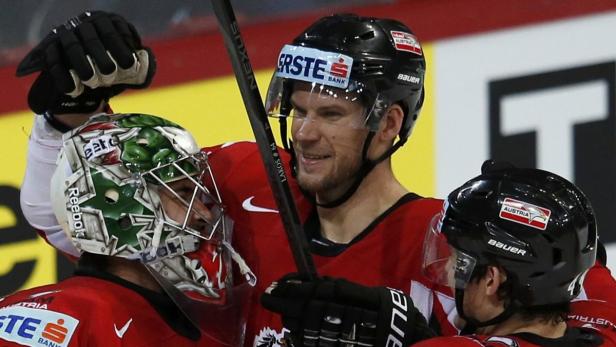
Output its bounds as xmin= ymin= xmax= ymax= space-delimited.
xmin=210 ymin=0 xmax=317 ymax=279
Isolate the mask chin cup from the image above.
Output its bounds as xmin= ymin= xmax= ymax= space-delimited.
xmin=145 ymin=262 xmax=254 ymax=346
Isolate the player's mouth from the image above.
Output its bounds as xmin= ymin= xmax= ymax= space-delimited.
xmin=299 ymin=152 xmax=331 ymax=170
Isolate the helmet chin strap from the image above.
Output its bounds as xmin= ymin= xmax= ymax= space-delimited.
xmin=455 ymin=288 xmax=519 ymax=335
xmin=314 ymin=131 xmax=377 ymax=208
xmin=279 ymin=113 xmax=408 ymax=209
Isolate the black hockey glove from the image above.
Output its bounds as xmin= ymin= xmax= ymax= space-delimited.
xmin=16 ymin=10 xmax=156 ymax=115
xmin=261 ymin=274 xmax=436 ymax=347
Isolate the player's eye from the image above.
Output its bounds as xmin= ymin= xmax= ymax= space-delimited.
xmin=292 ymin=108 xmax=307 ymax=118
xmin=176 ymin=187 xmax=196 ymax=201
xmin=320 ymin=110 xmax=343 ymax=120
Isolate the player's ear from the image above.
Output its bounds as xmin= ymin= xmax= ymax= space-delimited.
xmin=378 ymin=103 xmax=404 ymax=142
xmin=484 ymin=266 xmax=506 ymax=296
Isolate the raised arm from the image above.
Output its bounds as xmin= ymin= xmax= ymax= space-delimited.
xmin=18 ymin=11 xmax=155 ymax=258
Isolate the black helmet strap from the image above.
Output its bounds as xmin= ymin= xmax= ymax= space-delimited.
xmin=315 ymin=131 xmax=376 ymax=208
xmin=279 ymin=111 xmax=408 ymax=209
xmin=455 ymin=286 xmax=519 ymax=334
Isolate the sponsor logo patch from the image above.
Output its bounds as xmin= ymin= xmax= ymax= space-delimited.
xmin=0 ymin=306 xmax=79 ymax=347
xmin=390 ymin=31 xmax=423 ymax=56
xmin=499 ymin=197 xmax=551 ymax=230
xmin=275 ymin=45 xmax=353 ymax=89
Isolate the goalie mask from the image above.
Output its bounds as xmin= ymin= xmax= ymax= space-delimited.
xmin=50 ymin=113 xmax=255 ymax=345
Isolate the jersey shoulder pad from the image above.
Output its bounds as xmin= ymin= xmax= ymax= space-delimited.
xmin=203 ymin=141 xmax=258 ymax=157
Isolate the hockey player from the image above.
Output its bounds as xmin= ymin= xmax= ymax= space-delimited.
xmin=262 ymin=162 xmax=616 ymax=346
xmin=414 ymin=161 xmax=616 ymax=345
xmin=7 ymin=12 xmax=254 ymax=347
xmin=244 ymin=14 xmax=444 ymax=345
xmin=1 ymin=113 xmax=255 ymax=346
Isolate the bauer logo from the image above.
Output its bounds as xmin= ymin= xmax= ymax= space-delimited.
xmin=275 ymin=45 xmax=353 ymax=89
xmin=390 ymin=31 xmax=422 ymax=56
xmin=0 ymin=306 xmax=78 ymax=347
xmin=397 ymin=73 xmax=421 ymax=85
xmin=499 ymin=198 xmax=551 ymax=230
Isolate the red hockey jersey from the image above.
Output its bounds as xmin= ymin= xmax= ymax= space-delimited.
xmin=412 ymin=326 xmax=611 ymax=347
xmin=21 ymin=139 xmax=616 ymax=346
xmin=423 ymin=261 xmax=616 ymax=337
xmin=414 ymin=298 xmax=616 ymax=347
xmin=204 ymin=141 xmax=616 ymax=346
xmin=205 ymin=142 xmax=444 ymax=346
xmin=0 ymin=274 xmax=220 ymax=347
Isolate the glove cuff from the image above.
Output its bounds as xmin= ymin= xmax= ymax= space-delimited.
xmin=28 ymin=71 xmax=111 ymax=115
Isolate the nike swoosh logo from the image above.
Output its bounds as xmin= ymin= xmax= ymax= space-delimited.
xmin=29 ymin=290 xmax=62 ymax=298
xmin=114 ymin=318 xmax=133 ymax=338
xmin=242 ymin=196 xmax=278 ymax=213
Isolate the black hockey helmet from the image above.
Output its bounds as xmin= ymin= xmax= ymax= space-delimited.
xmin=423 ymin=160 xmax=597 ymax=324
xmin=265 ymin=14 xmax=426 ymax=208
xmin=266 ymin=13 xmax=426 ymax=142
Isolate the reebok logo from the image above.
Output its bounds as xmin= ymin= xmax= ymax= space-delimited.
xmin=83 ymin=134 xmax=117 ymax=161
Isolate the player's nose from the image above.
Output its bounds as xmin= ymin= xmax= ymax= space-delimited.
xmin=293 ymin=116 xmax=321 ymax=142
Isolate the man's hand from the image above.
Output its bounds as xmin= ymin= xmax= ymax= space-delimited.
xmin=16 ymin=10 xmax=156 ymax=115
xmin=261 ymin=274 xmax=436 ymax=346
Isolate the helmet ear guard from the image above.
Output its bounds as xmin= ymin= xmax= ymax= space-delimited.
xmin=399 ymin=86 xmax=424 ymax=141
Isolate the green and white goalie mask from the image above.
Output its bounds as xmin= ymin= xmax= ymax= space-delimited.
xmin=51 ymin=114 xmax=255 ymax=344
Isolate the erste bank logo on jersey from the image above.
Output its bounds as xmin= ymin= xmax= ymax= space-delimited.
xmin=275 ymin=45 xmax=354 ymax=89
xmin=0 ymin=306 xmax=78 ymax=347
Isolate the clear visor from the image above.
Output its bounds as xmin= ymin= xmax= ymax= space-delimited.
xmin=423 ymin=213 xmax=478 ymax=290
xmin=265 ymin=44 xmax=390 ymax=132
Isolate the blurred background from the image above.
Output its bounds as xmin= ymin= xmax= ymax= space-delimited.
xmin=0 ymin=0 xmax=615 ymax=296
